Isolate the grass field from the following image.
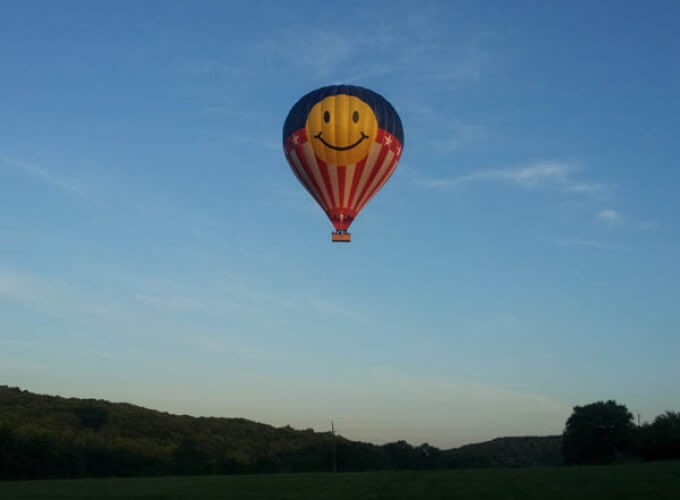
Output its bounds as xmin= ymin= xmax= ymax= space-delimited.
xmin=1 ymin=462 xmax=679 ymax=500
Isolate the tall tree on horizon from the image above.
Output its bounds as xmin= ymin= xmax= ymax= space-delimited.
xmin=563 ymin=400 xmax=635 ymax=465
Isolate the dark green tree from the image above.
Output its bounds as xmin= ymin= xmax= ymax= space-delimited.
xmin=172 ymin=438 xmax=209 ymax=475
xmin=641 ymin=411 xmax=680 ymax=460
xmin=74 ymin=405 xmax=109 ymax=432
xmin=563 ymin=400 xmax=635 ymax=464
xmin=383 ymin=440 xmax=421 ymax=469
xmin=0 ymin=425 xmax=18 ymax=478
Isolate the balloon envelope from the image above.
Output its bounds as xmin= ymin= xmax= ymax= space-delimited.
xmin=283 ymin=85 xmax=404 ymax=237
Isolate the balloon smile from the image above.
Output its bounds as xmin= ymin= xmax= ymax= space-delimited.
xmin=314 ymin=131 xmax=369 ymax=151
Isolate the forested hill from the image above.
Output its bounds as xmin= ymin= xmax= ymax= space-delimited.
xmin=447 ymin=436 xmax=564 ymax=467
xmin=0 ymin=385 xmax=563 ymax=479
xmin=0 ymin=385 xmax=333 ymax=473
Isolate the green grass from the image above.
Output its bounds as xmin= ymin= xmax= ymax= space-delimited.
xmin=1 ymin=462 xmax=679 ymax=500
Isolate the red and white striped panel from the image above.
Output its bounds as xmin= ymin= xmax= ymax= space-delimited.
xmin=285 ymin=128 xmax=402 ymax=217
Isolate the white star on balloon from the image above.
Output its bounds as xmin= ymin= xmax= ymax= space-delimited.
xmin=384 ymin=135 xmax=393 ymax=146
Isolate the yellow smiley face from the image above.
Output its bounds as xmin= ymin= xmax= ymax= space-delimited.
xmin=305 ymin=94 xmax=378 ymax=165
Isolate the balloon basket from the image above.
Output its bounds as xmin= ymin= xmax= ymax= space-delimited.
xmin=332 ymin=231 xmax=351 ymax=243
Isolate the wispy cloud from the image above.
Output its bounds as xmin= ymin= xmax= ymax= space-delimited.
xmin=251 ymin=12 xmax=496 ymax=85
xmin=202 ymin=105 xmax=271 ymax=122
xmin=231 ymin=135 xmax=281 ymax=152
xmin=218 ymin=283 xmax=295 ymax=310
xmin=176 ymin=334 xmax=283 ymax=362
xmin=0 ymin=358 xmax=46 ymax=372
xmin=132 ymin=282 xmax=258 ymax=314
xmin=540 ymin=238 xmax=617 ymax=250
xmin=308 ymin=297 xmax=365 ymax=322
xmin=429 ymin=121 xmax=488 ymax=152
xmin=556 ymin=238 xmax=610 ymax=249
xmin=0 ymin=270 xmax=58 ymax=303
xmin=0 ymin=269 xmax=114 ymax=317
xmin=567 ymin=182 xmax=605 ymax=194
xmin=595 ymin=209 xmax=656 ymax=232
xmin=134 ymin=293 xmax=208 ymax=311
xmin=173 ymin=61 xmax=243 ymax=78
xmin=0 ymin=154 xmax=90 ymax=199
xmin=417 ymin=160 xmax=611 ymax=199
xmin=598 ymin=208 xmax=621 ymax=223
xmin=339 ymin=40 xmax=491 ymax=85
xmin=418 ymin=161 xmax=566 ymax=188
xmin=635 ymin=221 xmax=658 ymax=231
xmin=420 ymin=161 xmax=562 ymax=187
xmin=133 ymin=278 xmax=366 ymax=324
xmin=254 ymin=31 xmax=361 ymax=80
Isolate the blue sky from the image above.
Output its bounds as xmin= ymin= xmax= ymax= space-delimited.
xmin=1 ymin=1 xmax=679 ymax=448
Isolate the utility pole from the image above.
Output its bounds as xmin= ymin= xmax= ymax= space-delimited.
xmin=331 ymin=420 xmax=337 ymax=473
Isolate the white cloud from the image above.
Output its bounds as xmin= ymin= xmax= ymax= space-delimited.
xmin=134 ymin=293 xmax=208 ymax=311
xmin=176 ymin=334 xmax=283 ymax=362
xmin=0 ymin=270 xmax=57 ymax=303
xmin=250 ymin=12 xmax=495 ymax=85
xmin=0 ymin=358 xmax=46 ymax=372
xmin=132 ymin=280 xmax=290 ymax=315
xmin=635 ymin=221 xmax=658 ymax=231
xmin=419 ymin=161 xmax=570 ymax=189
xmin=254 ymin=31 xmax=360 ymax=79
xmin=202 ymin=105 xmax=271 ymax=122
xmin=219 ymin=283 xmax=295 ymax=310
xmin=0 ymin=269 xmax=114 ymax=317
xmin=540 ymin=238 xmax=616 ymax=250
xmin=556 ymin=239 xmax=608 ymax=248
xmin=429 ymin=121 xmax=488 ymax=151
xmin=503 ymin=162 xmax=569 ymax=186
xmin=417 ymin=161 xmax=615 ymax=203
xmin=0 ymin=154 xmax=90 ymax=199
xmin=308 ymin=296 xmax=365 ymax=322
xmin=567 ymin=182 xmax=604 ymax=194
xmin=598 ymin=209 xmax=621 ymax=223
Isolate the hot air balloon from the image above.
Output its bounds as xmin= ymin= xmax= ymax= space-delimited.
xmin=283 ymin=85 xmax=404 ymax=242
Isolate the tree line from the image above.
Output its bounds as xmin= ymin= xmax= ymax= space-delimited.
xmin=0 ymin=426 xmax=494 ymax=479
xmin=563 ymin=400 xmax=680 ymax=464
xmin=1 ymin=386 xmax=678 ymax=479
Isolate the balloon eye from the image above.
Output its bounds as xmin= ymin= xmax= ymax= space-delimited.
xmin=353 ymin=110 xmax=359 ymax=123
xmin=323 ymin=111 xmax=330 ymax=123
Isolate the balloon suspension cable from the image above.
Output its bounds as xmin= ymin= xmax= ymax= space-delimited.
xmin=332 ymin=230 xmax=351 ymax=243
